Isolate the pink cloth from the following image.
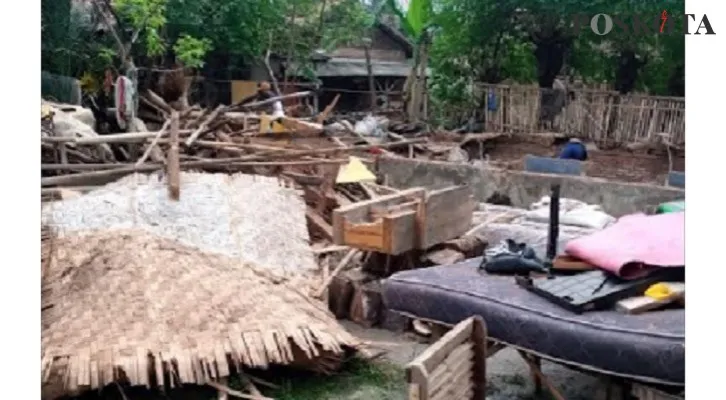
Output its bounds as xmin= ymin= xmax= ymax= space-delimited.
xmin=564 ymin=212 xmax=684 ymax=279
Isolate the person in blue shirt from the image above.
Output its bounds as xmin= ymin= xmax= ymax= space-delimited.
xmin=559 ymin=138 xmax=588 ymax=161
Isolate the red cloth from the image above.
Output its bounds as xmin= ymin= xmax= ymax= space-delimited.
xmin=564 ymin=212 xmax=684 ymax=279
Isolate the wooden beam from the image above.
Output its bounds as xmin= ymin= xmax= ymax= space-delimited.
xmin=167 ymin=111 xmax=180 ymax=200
xmin=314 ymin=249 xmax=360 ymax=298
xmin=316 ymin=94 xmax=340 ymax=123
xmin=233 ymin=91 xmax=313 ymax=111
xmin=185 ymin=104 xmax=224 ymax=146
xmin=306 ymin=207 xmax=333 ymax=240
xmin=422 ymin=186 xmax=477 ymax=248
xmin=41 ymin=158 xmax=349 ymax=187
xmin=136 ymin=119 xmax=170 ymax=166
xmin=616 ymin=283 xmax=685 ymax=314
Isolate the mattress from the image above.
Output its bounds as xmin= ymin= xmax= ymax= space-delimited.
xmin=382 ymin=258 xmax=684 ymax=385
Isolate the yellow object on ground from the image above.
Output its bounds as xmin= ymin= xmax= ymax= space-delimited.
xmin=259 ymin=113 xmax=286 ymax=133
xmin=644 ymin=283 xmax=673 ymax=301
xmin=41 ymin=103 xmax=52 ymax=119
xmin=336 ymin=156 xmax=377 ymax=184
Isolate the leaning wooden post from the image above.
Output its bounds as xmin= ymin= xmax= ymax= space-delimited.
xmin=168 ymin=111 xmax=180 ymax=200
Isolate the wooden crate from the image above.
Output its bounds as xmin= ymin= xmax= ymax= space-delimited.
xmin=405 ymin=317 xmax=488 ymax=400
xmin=332 ymin=186 xmax=476 ymax=255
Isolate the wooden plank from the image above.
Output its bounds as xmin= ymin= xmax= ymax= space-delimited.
xmin=407 ymin=368 xmax=428 ymax=400
xmin=339 ymin=208 xmax=418 ymax=255
xmin=136 ymin=119 xmax=170 ymax=166
xmin=349 ymin=279 xmax=383 ymax=328
xmin=280 ymin=117 xmax=324 ymax=135
xmin=410 ymin=318 xmax=474 ymax=373
xmin=167 ymin=111 xmax=180 ymax=201
xmin=186 ymin=104 xmax=224 ymax=146
xmin=422 ymin=186 xmax=477 ymax=248
xmin=370 ymin=199 xmax=419 ymax=218
xmin=306 ymin=207 xmax=334 ymax=240
xmin=312 ymin=245 xmax=349 ymax=255
xmin=342 ymin=219 xmax=387 ymax=252
xmin=314 ymin=249 xmax=359 ymax=298
xmin=328 ymin=273 xmax=355 ymax=319
xmin=363 ymin=182 xmax=400 ymax=196
xmin=471 ymin=318 xmax=488 ymax=399
xmin=385 ymin=210 xmax=418 ymax=255
xmin=405 ymin=316 xmax=487 ymax=400
xmin=616 ymin=283 xmax=685 ymax=314
xmin=317 ymin=94 xmax=341 ymax=123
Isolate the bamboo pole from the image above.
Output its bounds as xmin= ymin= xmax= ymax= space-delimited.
xmin=168 ymin=111 xmax=180 ymax=200
xmin=41 ymin=158 xmax=349 ymax=187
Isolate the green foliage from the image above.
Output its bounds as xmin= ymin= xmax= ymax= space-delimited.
xmin=264 ymin=358 xmax=404 ymax=400
xmin=320 ymin=0 xmax=376 ymax=51
xmin=41 ymin=0 xmax=104 ymax=76
xmin=115 ymin=0 xmax=168 ymax=57
xmin=41 ymin=0 xmax=684 ymax=106
xmin=166 ymin=0 xmax=283 ymax=60
xmin=173 ymin=35 xmax=213 ymax=68
xmin=385 ymin=0 xmax=433 ymax=39
xmin=427 ymin=0 xmax=685 ymax=117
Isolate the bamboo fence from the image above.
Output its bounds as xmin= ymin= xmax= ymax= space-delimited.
xmin=476 ymin=83 xmax=685 ymax=146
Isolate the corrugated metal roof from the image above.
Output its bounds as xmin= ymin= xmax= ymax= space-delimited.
xmin=314 ymin=57 xmax=431 ymax=78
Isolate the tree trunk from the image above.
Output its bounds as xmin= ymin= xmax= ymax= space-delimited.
xmin=407 ymin=34 xmax=429 ymax=122
xmin=416 ymin=38 xmax=430 ymax=120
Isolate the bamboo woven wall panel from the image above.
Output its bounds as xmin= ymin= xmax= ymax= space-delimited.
xmin=469 ymin=84 xmax=685 ymax=146
xmin=41 ymin=230 xmax=358 ymax=399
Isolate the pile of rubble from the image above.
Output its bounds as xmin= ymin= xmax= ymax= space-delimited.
xmin=38 ymin=91 xmax=507 ymax=399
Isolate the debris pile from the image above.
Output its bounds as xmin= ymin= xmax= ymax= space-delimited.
xmin=38 ymin=92 xmax=494 ymax=398
xmin=42 ymin=172 xmax=318 ymax=278
xmin=42 ymin=230 xmax=359 ymax=399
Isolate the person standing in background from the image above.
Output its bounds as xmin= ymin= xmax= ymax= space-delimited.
xmin=240 ymin=81 xmax=285 ymax=120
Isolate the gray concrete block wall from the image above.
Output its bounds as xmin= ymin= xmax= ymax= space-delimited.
xmin=378 ymin=158 xmax=685 ymax=217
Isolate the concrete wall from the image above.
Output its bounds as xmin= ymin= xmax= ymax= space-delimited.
xmin=378 ymin=158 xmax=685 ymax=217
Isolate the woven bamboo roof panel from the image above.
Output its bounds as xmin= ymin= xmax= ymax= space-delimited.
xmin=41 ymin=172 xmax=318 ymax=279
xmin=41 ymin=230 xmax=358 ymax=397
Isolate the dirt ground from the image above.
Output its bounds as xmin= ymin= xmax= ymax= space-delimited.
xmin=463 ymin=136 xmax=684 ymax=184
xmin=342 ymin=321 xmax=607 ymax=400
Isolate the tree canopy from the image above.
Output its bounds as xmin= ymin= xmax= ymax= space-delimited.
xmin=41 ymin=0 xmax=685 ymax=99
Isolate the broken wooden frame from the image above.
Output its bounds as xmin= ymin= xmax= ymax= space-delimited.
xmin=405 ymin=316 xmax=487 ymax=400
xmin=332 ymin=186 xmax=477 ymax=255
xmin=398 ymin=314 xmax=683 ymax=400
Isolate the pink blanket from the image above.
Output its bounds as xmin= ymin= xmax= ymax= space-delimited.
xmin=564 ymin=212 xmax=684 ymax=279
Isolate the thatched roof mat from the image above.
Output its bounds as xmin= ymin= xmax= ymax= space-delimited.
xmin=42 ymin=172 xmax=318 ymax=278
xmin=42 ymin=230 xmax=358 ymax=396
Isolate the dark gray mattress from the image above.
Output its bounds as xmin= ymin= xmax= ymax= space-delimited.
xmin=382 ymin=258 xmax=684 ymax=385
